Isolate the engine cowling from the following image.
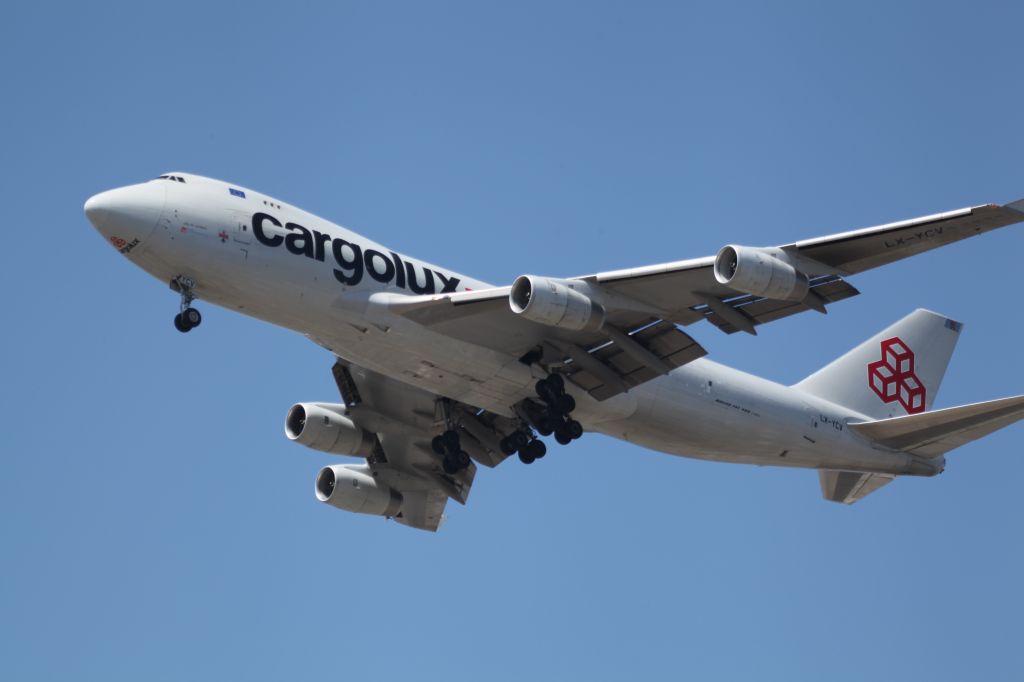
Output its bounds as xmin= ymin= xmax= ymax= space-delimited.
xmin=509 ymin=275 xmax=605 ymax=331
xmin=315 ymin=464 xmax=403 ymax=517
xmin=713 ymin=245 xmax=809 ymax=301
xmin=285 ymin=403 xmax=376 ymax=457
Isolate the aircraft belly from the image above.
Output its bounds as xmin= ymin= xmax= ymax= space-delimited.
xmin=590 ymin=362 xmax=847 ymax=469
xmin=307 ymin=318 xmax=538 ymax=416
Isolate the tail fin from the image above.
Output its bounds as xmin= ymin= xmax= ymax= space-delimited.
xmin=795 ymin=309 xmax=963 ymax=419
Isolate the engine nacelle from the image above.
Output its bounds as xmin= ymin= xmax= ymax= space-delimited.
xmin=713 ymin=245 xmax=809 ymax=301
xmin=509 ymin=275 xmax=605 ymax=331
xmin=315 ymin=464 xmax=403 ymax=517
xmin=285 ymin=403 xmax=375 ymax=457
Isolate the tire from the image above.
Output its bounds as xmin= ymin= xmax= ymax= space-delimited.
xmin=457 ymin=450 xmax=471 ymax=468
xmin=173 ymin=313 xmax=190 ymax=333
xmin=442 ymin=430 xmax=460 ymax=451
xmin=499 ymin=436 xmax=517 ymax=456
xmin=535 ymin=379 xmax=554 ymax=402
xmin=546 ymin=374 xmax=565 ymax=393
xmin=568 ymin=420 xmax=584 ymax=439
xmin=554 ymin=430 xmax=572 ymax=446
xmin=431 ymin=435 xmax=447 ymax=455
xmin=182 ymin=307 xmax=202 ymax=328
xmin=556 ymin=394 xmax=576 ymax=414
xmin=537 ymin=416 xmax=555 ymax=436
xmin=442 ymin=456 xmax=459 ymax=475
xmin=526 ymin=440 xmax=547 ymax=459
xmin=511 ymin=431 xmax=530 ymax=451
xmin=518 ymin=450 xmax=535 ymax=464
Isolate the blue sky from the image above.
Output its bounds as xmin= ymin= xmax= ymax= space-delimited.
xmin=2 ymin=2 xmax=1023 ymax=679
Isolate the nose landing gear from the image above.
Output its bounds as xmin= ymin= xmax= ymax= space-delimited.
xmin=170 ymin=276 xmax=202 ymax=333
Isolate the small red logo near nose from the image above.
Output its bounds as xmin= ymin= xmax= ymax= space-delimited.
xmin=867 ymin=336 xmax=926 ymax=414
xmin=109 ymin=236 xmax=127 ymax=250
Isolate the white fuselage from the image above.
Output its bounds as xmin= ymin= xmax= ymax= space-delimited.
xmin=86 ymin=174 xmax=929 ymax=477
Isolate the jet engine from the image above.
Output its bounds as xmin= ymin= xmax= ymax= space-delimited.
xmin=285 ymin=402 xmax=376 ymax=457
xmin=713 ymin=245 xmax=809 ymax=301
xmin=509 ymin=275 xmax=605 ymax=331
xmin=315 ymin=464 xmax=403 ymax=517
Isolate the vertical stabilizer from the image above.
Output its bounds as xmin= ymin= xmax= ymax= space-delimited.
xmin=795 ymin=309 xmax=962 ymax=419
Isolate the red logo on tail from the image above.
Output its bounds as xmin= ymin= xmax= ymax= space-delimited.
xmin=868 ymin=337 xmax=925 ymax=414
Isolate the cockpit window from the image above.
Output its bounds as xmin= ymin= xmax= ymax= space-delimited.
xmin=155 ymin=175 xmax=187 ymax=183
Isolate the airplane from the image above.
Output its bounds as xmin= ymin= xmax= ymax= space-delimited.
xmin=84 ymin=172 xmax=1024 ymax=531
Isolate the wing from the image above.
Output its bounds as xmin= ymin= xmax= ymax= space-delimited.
xmin=384 ymin=198 xmax=1024 ymax=400
xmin=330 ymin=360 xmax=515 ymax=531
xmin=391 ymin=289 xmax=708 ymax=401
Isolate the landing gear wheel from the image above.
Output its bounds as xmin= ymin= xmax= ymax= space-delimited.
xmin=511 ymin=431 xmax=530 ymax=451
xmin=499 ymin=436 xmax=517 ymax=456
xmin=171 ymin=276 xmax=201 ymax=334
xmin=535 ymin=379 xmax=553 ymax=400
xmin=431 ymin=435 xmax=447 ymax=455
xmin=546 ymin=374 xmax=565 ymax=393
xmin=442 ymin=456 xmax=460 ymax=475
xmin=182 ymin=307 xmax=202 ymax=328
xmin=555 ymin=394 xmax=576 ymax=414
xmin=567 ymin=419 xmax=583 ymax=440
xmin=526 ymin=440 xmax=546 ymax=460
xmin=537 ymin=416 xmax=555 ymax=437
xmin=456 ymin=450 xmax=471 ymax=469
xmin=554 ymin=429 xmax=572 ymax=446
xmin=442 ymin=430 xmax=461 ymax=451
xmin=518 ymin=450 xmax=536 ymax=464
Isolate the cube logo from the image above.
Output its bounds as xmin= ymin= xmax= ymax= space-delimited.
xmin=867 ymin=337 xmax=926 ymax=414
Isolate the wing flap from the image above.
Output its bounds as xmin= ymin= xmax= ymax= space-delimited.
xmin=691 ymin=275 xmax=860 ymax=335
xmin=393 ymin=488 xmax=448 ymax=532
xmin=564 ymin=321 xmax=706 ymax=401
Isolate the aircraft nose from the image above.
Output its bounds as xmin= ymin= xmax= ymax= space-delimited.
xmin=84 ymin=191 xmax=114 ymax=229
xmin=84 ymin=181 xmax=167 ymax=242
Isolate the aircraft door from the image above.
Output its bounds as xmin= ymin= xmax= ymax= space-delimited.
xmin=230 ymin=211 xmax=252 ymax=244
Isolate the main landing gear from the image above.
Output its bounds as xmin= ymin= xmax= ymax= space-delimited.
xmin=501 ymin=373 xmax=583 ymax=465
xmin=499 ymin=430 xmax=547 ymax=465
xmin=431 ymin=429 xmax=472 ymax=475
xmin=532 ymin=374 xmax=583 ymax=446
xmin=170 ymin=276 xmax=202 ymax=333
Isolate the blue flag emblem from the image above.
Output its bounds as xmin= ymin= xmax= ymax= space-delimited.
xmin=229 ymin=188 xmax=246 ymax=198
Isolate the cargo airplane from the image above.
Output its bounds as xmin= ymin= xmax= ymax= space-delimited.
xmin=85 ymin=173 xmax=1024 ymax=530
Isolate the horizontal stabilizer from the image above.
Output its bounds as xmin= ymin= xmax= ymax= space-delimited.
xmin=849 ymin=395 xmax=1024 ymax=458
xmin=819 ymin=470 xmax=895 ymax=504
